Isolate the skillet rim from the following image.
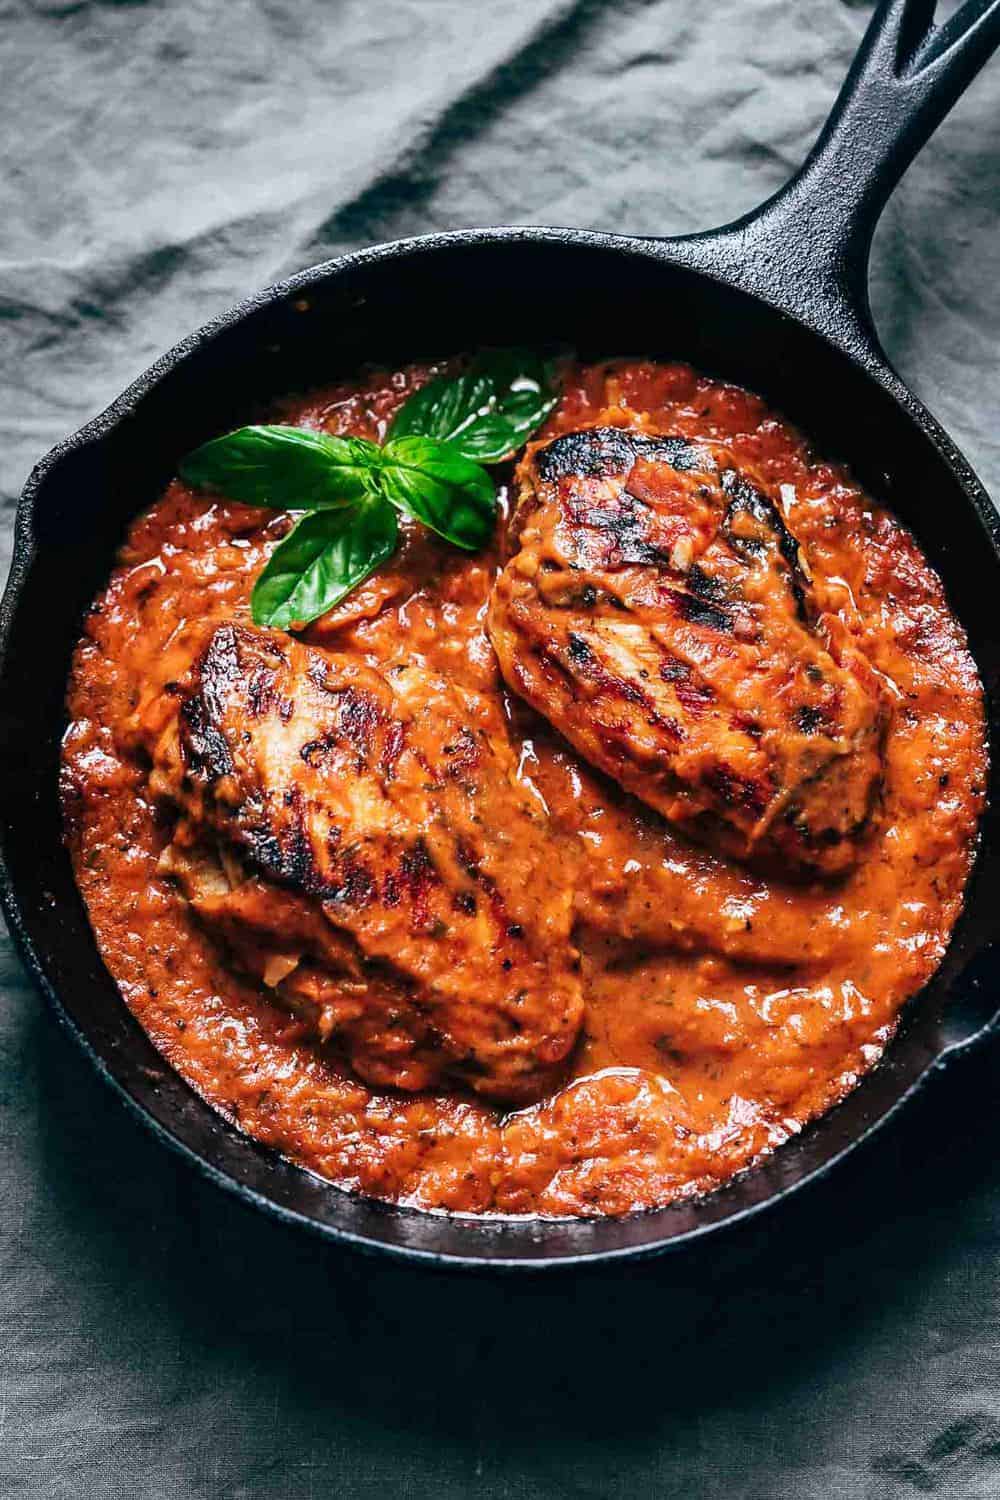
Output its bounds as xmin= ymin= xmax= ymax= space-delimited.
xmin=2 ymin=222 xmax=998 ymax=1272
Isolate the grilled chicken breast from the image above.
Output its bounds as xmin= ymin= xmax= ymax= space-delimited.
xmin=488 ymin=426 xmax=888 ymax=875
xmin=135 ymin=623 xmax=582 ymax=1102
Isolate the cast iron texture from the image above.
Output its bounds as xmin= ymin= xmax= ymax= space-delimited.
xmin=3 ymin=0 xmax=1000 ymax=1269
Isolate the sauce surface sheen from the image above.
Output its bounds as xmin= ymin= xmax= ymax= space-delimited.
xmin=61 ymin=359 xmax=986 ymax=1217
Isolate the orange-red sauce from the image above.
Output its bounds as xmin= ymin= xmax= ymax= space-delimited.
xmin=61 ymin=359 xmax=986 ymax=1217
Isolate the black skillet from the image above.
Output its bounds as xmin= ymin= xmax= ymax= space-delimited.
xmin=3 ymin=0 xmax=1000 ymax=1271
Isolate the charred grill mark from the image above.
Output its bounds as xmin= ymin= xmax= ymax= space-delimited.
xmin=721 ymin=469 xmax=811 ymax=618
xmin=796 ymin=704 xmax=826 ymax=734
xmin=208 ymin=623 xmax=286 ymax=675
xmin=233 ymin=786 xmax=319 ymax=895
xmin=658 ymin=654 xmax=688 ymax=682
xmin=236 ymin=808 xmax=444 ymax=921
xmin=449 ymin=841 xmax=512 ymax=933
xmin=659 ymin=653 xmax=716 ymax=714
xmin=564 ymin=633 xmax=684 ymax=745
xmin=246 ymin=665 xmax=278 ymax=719
xmin=336 ymin=687 xmax=384 ymax=759
xmin=672 ymin=589 xmax=734 ymax=634
xmin=227 ymin=794 xmax=378 ymax=909
xmin=456 ymin=841 xmax=481 ymax=881
xmin=230 ymin=789 xmax=322 ymax=897
xmin=535 ymin=427 xmax=714 ymax=483
xmin=564 ymin=487 xmax=671 ymax=567
xmin=187 ymin=625 xmax=294 ymax=774
xmin=299 ymin=689 xmax=388 ymax=769
xmin=196 ymin=626 xmax=245 ymax=733
xmin=732 ymin=711 xmax=763 ymax=740
xmin=566 ymin=633 xmax=646 ymax=708
xmin=330 ymin=851 xmax=377 ymax=908
xmin=398 ymin=840 xmax=439 ymax=929
xmin=283 ymin=786 xmax=315 ymax=889
xmin=471 ymin=864 xmax=510 ymax=926
xmin=378 ymin=719 xmax=407 ymax=779
xmin=685 ymin=565 xmax=729 ymax=603
xmin=201 ymin=624 xmax=243 ymax=684
xmin=545 ymin=430 xmax=727 ymax=572
xmin=442 ymin=727 xmax=481 ymax=778
xmin=705 ymin=765 xmax=771 ymax=819
xmin=179 ymin=695 xmax=235 ymax=780
xmin=567 ymin=632 xmax=595 ymax=668
xmin=300 ymin=731 xmax=339 ymax=767
xmin=783 ymin=804 xmax=854 ymax=848
xmin=240 ymin=824 xmax=287 ymax=881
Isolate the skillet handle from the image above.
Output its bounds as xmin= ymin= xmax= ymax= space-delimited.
xmin=674 ymin=0 xmax=1000 ymax=352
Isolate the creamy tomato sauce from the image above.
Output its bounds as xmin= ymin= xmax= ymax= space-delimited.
xmin=61 ymin=359 xmax=986 ymax=1217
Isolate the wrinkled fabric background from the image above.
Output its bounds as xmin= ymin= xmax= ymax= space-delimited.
xmin=3 ymin=1 xmax=1000 ymax=1495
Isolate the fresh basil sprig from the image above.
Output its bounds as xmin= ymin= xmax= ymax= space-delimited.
xmin=179 ymin=351 xmax=557 ymax=630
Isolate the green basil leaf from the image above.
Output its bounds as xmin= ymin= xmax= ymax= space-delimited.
xmin=251 ymin=500 xmax=398 ymax=629
xmin=446 ymin=412 xmax=526 ymax=463
xmin=181 ymin=425 xmax=381 ymax=510
xmin=379 ymin=436 xmax=496 ymax=550
xmin=386 ymin=372 xmax=494 ymax=446
xmin=387 ymin=351 xmax=558 ymax=463
xmin=470 ymin=348 xmax=557 ymax=428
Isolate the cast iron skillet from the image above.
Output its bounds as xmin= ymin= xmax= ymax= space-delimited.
xmin=3 ymin=0 xmax=1000 ymax=1271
